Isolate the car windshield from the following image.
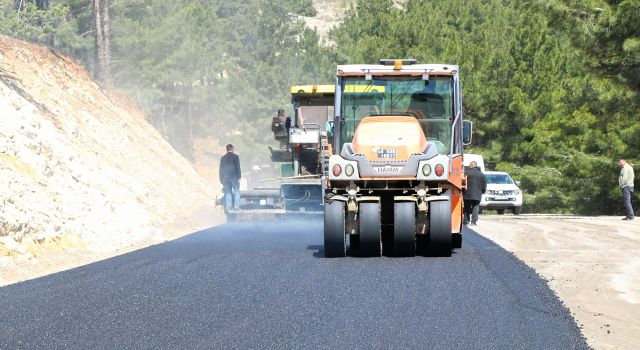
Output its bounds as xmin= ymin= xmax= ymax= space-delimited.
xmin=340 ymin=76 xmax=454 ymax=154
xmin=484 ymin=174 xmax=514 ymax=184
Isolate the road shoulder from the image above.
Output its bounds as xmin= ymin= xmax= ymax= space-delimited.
xmin=471 ymin=215 xmax=640 ymax=350
xmin=0 ymin=205 xmax=224 ymax=287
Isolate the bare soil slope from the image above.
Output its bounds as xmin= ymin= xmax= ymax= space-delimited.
xmin=302 ymin=0 xmax=355 ymax=45
xmin=473 ymin=216 xmax=640 ymax=350
xmin=0 ymin=36 xmax=222 ymax=284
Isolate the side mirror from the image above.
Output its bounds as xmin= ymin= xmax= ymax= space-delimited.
xmin=462 ymin=120 xmax=473 ymax=145
xmin=515 ymin=180 xmax=521 ymax=187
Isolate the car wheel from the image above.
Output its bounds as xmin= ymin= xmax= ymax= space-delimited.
xmin=513 ymin=206 xmax=522 ymax=215
xmin=497 ymin=209 xmax=505 ymax=215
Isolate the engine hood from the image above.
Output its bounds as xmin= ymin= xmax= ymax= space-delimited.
xmin=352 ymin=116 xmax=427 ymax=161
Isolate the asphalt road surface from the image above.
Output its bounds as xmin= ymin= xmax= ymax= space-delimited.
xmin=0 ymin=218 xmax=589 ymax=349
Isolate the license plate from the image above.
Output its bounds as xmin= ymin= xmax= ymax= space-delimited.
xmin=373 ymin=165 xmax=402 ymax=174
xmin=376 ymin=149 xmax=397 ymax=159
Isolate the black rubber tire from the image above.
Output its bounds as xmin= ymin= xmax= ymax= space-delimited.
xmin=393 ymin=202 xmax=416 ymax=257
xmin=497 ymin=209 xmax=505 ymax=215
xmin=359 ymin=202 xmax=382 ymax=257
xmin=428 ymin=199 xmax=452 ymax=257
xmin=324 ymin=200 xmax=346 ymax=258
xmin=513 ymin=206 xmax=522 ymax=215
xmin=452 ymin=233 xmax=462 ymax=249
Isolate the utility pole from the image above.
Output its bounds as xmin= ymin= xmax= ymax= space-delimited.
xmin=93 ymin=0 xmax=111 ymax=86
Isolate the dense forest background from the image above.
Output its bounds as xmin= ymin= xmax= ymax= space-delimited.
xmin=1 ymin=0 xmax=639 ymax=215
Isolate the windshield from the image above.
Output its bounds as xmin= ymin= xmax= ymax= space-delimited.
xmin=484 ymin=174 xmax=514 ymax=184
xmin=340 ymin=76 xmax=454 ymax=154
xmin=293 ymin=94 xmax=334 ymax=131
xmin=296 ymin=105 xmax=333 ymax=129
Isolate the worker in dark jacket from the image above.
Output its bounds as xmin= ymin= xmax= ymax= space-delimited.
xmin=219 ymin=144 xmax=241 ymax=211
xmin=464 ymin=161 xmax=486 ymax=225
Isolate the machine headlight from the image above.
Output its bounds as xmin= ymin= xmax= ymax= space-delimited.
xmin=435 ymin=164 xmax=444 ymax=177
xmin=345 ymin=164 xmax=354 ymax=177
xmin=422 ymin=164 xmax=432 ymax=176
xmin=332 ymin=164 xmax=342 ymax=177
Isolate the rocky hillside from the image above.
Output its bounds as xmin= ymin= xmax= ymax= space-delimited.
xmin=303 ymin=0 xmax=354 ymax=44
xmin=302 ymin=1 xmax=409 ymax=45
xmin=0 ymin=36 xmax=219 ymax=261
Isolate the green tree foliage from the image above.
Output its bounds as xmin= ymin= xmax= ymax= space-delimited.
xmin=542 ymin=0 xmax=640 ymax=91
xmin=0 ymin=0 xmax=99 ymax=71
xmin=0 ymin=0 xmax=70 ymax=45
xmin=540 ymin=1 xmax=640 ymax=161
xmin=537 ymin=0 xmax=640 ymax=213
xmin=110 ymin=0 xmax=333 ymax=165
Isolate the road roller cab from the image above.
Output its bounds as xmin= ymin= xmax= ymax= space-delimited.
xmin=323 ymin=59 xmax=473 ymax=257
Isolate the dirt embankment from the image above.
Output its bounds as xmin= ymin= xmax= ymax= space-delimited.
xmin=0 ymin=36 xmax=223 ymax=285
xmin=302 ymin=0 xmax=354 ymax=45
xmin=473 ymin=216 xmax=640 ymax=350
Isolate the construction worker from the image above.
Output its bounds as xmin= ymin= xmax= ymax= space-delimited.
xmin=618 ymin=159 xmax=635 ymax=220
xmin=277 ymin=109 xmax=286 ymax=125
xmin=219 ymin=144 xmax=241 ymax=211
xmin=464 ymin=161 xmax=486 ymax=225
xmin=271 ymin=109 xmax=291 ymax=140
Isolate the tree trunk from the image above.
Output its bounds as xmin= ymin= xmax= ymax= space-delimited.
xmin=93 ymin=0 xmax=111 ymax=86
xmin=187 ymin=96 xmax=193 ymax=151
xmin=161 ymin=103 xmax=167 ymax=139
xmin=14 ymin=0 xmax=26 ymax=11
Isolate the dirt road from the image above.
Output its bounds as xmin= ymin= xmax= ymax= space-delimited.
xmin=472 ymin=215 xmax=640 ymax=350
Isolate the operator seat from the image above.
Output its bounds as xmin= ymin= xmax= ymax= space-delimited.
xmin=408 ymin=92 xmax=444 ymax=119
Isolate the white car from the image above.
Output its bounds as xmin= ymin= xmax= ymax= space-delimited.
xmin=480 ymin=171 xmax=523 ymax=214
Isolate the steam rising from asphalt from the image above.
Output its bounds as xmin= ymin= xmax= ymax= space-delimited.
xmin=223 ymin=216 xmax=323 ymax=239
xmin=112 ymin=4 xmax=324 ymax=202
xmin=199 ymin=215 xmax=325 ymax=255
xmin=227 ymin=216 xmax=322 ymax=230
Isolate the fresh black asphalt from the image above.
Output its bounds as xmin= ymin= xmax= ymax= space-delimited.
xmin=0 ymin=218 xmax=589 ymax=349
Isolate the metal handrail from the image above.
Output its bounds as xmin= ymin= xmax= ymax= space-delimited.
xmin=297 ymin=122 xmax=321 ymax=130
